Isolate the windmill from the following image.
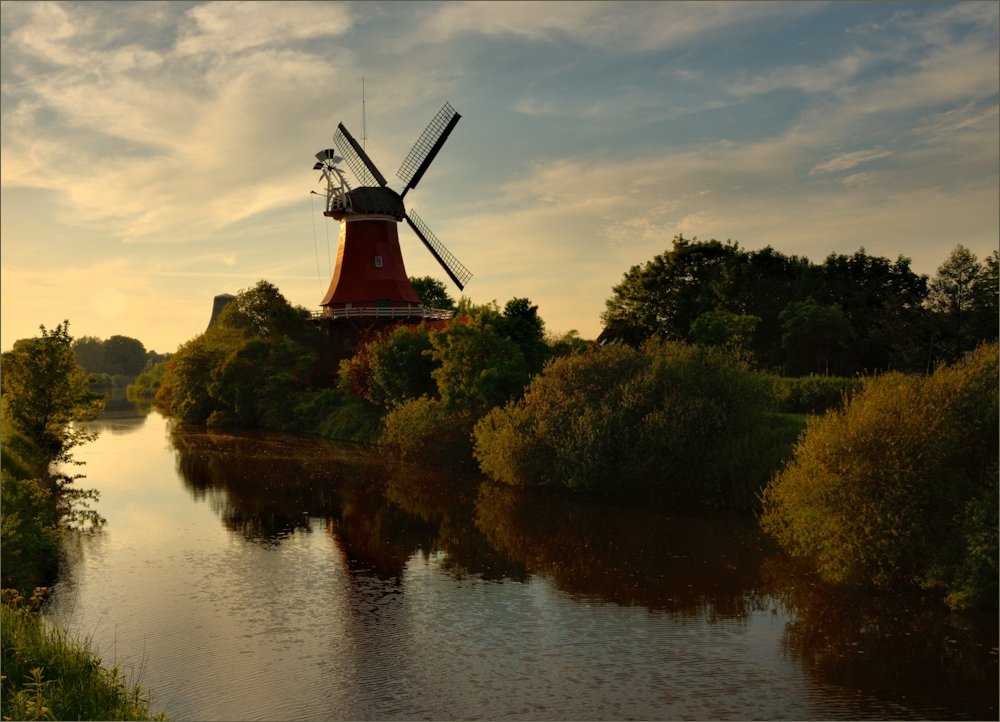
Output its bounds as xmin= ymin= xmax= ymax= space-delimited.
xmin=313 ymin=102 xmax=471 ymax=321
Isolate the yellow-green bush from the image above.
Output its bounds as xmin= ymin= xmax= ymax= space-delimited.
xmin=473 ymin=340 xmax=772 ymax=502
xmin=381 ymin=396 xmax=477 ymax=467
xmin=760 ymin=342 xmax=998 ymax=609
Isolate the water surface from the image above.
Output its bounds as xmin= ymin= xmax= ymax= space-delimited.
xmin=46 ymin=401 xmax=998 ymax=720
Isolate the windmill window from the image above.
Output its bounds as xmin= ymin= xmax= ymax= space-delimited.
xmin=374 ymin=256 xmax=383 ymax=268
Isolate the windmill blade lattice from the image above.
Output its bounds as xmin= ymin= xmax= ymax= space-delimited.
xmin=397 ymin=103 xmax=461 ymax=197
xmin=334 ymin=123 xmax=387 ymax=187
xmin=405 ymin=210 xmax=472 ymax=290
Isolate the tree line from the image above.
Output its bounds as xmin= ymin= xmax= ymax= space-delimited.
xmin=72 ymin=335 xmax=171 ymax=381
xmin=602 ymin=238 xmax=998 ymax=376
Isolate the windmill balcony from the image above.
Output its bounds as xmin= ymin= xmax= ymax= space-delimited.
xmin=310 ymin=304 xmax=455 ymax=321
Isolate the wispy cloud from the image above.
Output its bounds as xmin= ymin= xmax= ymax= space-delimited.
xmin=809 ymin=149 xmax=891 ymax=175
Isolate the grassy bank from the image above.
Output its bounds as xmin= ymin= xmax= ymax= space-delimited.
xmin=2 ymin=322 xmax=167 ymax=720
xmin=1 ymin=591 xmax=164 ymax=721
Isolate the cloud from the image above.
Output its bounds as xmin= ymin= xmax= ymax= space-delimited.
xmin=809 ymin=149 xmax=892 ymax=175
xmin=176 ymin=1 xmax=352 ymax=55
xmin=422 ymin=1 xmax=805 ymax=51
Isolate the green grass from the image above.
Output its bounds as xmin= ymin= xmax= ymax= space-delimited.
xmin=1 ymin=593 xmax=166 ymax=721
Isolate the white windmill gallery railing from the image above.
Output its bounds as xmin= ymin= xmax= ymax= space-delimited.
xmin=310 ymin=306 xmax=455 ymax=321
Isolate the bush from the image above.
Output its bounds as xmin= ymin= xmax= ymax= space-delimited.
xmin=381 ymin=396 xmax=477 ymax=466
xmin=760 ymin=342 xmax=998 ymax=609
xmin=129 ymin=362 xmax=169 ymax=398
xmin=315 ymin=393 xmax=384 ymax=444
xmin=473 ymin=339 xmax=772 ymax=503
xmin=1 ymin=592 xmax=165 ymax=721
xmin=1 ymin=471 xmax=61 ymax=596
xmin=768 ymin=375 xmax=862 ymax=414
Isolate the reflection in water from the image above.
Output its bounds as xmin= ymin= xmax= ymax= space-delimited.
xmin=91 ymin=422 xmax=997 ymax=719
xmin=82 ymin=388 xmax=151 ymax=435
xmin=474 ymin=483 xmax=769 ymax=619
xmin=760 ymin=559 xmax=999 ymax=720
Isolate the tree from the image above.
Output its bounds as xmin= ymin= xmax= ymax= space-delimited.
xmin=967 ymin=249 xmax=999 ymax=346
xmin=779 ymin=298 xmax=853 ymax=376
xmin=218 ymin=280 xmax=306 ymax=338
xmin=689 ymin=310 xmax=760 ymax=351
xmin=1 ymin=322 xmax=104 ymax=466
xmin=497 ymin=298 xmax=548 ymax=375
xmin=409 ymin=276 xmax=455 ymax=310
xmin=363 ymin=325 xmax=437 ymax=409
xmin=429 ymin=318 xmax=528 ymax=414
xmin=602 ymin=236 xmax=740 ymax=344
xmin=72 ymin=336 xmax=106 ymax=374
xmin=928 ymin=245 xmax=982 ymax=356
xmin=102 ymin=335 xmax=147 ymax=377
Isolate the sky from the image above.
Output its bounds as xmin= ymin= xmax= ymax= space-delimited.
xmin=2 ymin=1 xmax=998 ymax=353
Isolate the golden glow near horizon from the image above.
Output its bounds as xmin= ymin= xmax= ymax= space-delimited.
xmin=2 ymin=2 xmax=997 ymax=352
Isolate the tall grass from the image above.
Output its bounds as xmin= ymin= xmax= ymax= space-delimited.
xmin=1 ymin=591 xmax=165 ymax=721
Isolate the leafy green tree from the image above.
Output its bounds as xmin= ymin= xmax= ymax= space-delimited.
xmin=157 ymin=281 xmax=328 ymax=430
xmin=1 ymin=322 xmax=104 ymax=465
xmin=409 ymin=276 xmax=455 ymax=310
xmin=218 ymin=280 xmax=308 ymax=338
xmin=365 ymin=325 xmax=437 ymax=409
xmin=497 ymin=298 xmax=548 ymax=375
xmin=689 ymin=310 xmax=760 ymax=351
xmin=968 ymin=250 xmax=999 ymax=344
xmin=102 ymin=335 xmax=147 ymax=377
xmin=779 ymin=298 xmax=853 ymax=376
xmin=72 ymin=336 xmax=106 ymax=374
xmin=927 ymin=245 xmax=983 ymax=359
xmin=602 ymin=235 xmax=739 ymax=344
xmin=429 ymin=317 xmax=529 ymax=414
xmin=546 ymin=329 xmax=589 ymax=357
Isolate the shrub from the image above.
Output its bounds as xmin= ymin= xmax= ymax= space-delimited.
xmin=1 ymin=471 xmax=61 ymax=595
xmin=381 ymin=396 xmax=476 ymax=466
xmin=768 ymin=375 xmax=863 ymax=414
xmin=760 ymin=342 xmax=998 ymax=609
xmin=473 ymin=339 xmax=771 ymax=502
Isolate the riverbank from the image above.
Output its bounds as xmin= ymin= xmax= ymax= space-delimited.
xmin=1 ymin=591 xmax=164 ymax=721
xmin=1 ymin=324 xmax=167 ymax=721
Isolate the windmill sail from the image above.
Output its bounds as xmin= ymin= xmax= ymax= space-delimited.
xmin=397 ymin=103 xmax=461 ymax=198
xmin=405 ymin=210 xmax=472 ymax=290
xmin=334 ymin=123 xmax=387 ymax=187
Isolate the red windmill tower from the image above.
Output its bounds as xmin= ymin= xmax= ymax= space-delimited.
xmin=312 ymin=103 xmax=471 ymax=327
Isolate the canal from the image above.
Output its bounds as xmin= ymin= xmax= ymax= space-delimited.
xmin=45 ymin=395 xmax=998 ymax=720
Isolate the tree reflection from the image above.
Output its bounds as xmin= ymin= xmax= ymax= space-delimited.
xmin=473 ymin=482 xmax=771 ymax=619
xmin=81 ymin=388 xmax=150 ymax=435
xmin=165 ymin=424 xmax=998 ymax=718
xmin=760 ymin=557 xmax=999 ymax=719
